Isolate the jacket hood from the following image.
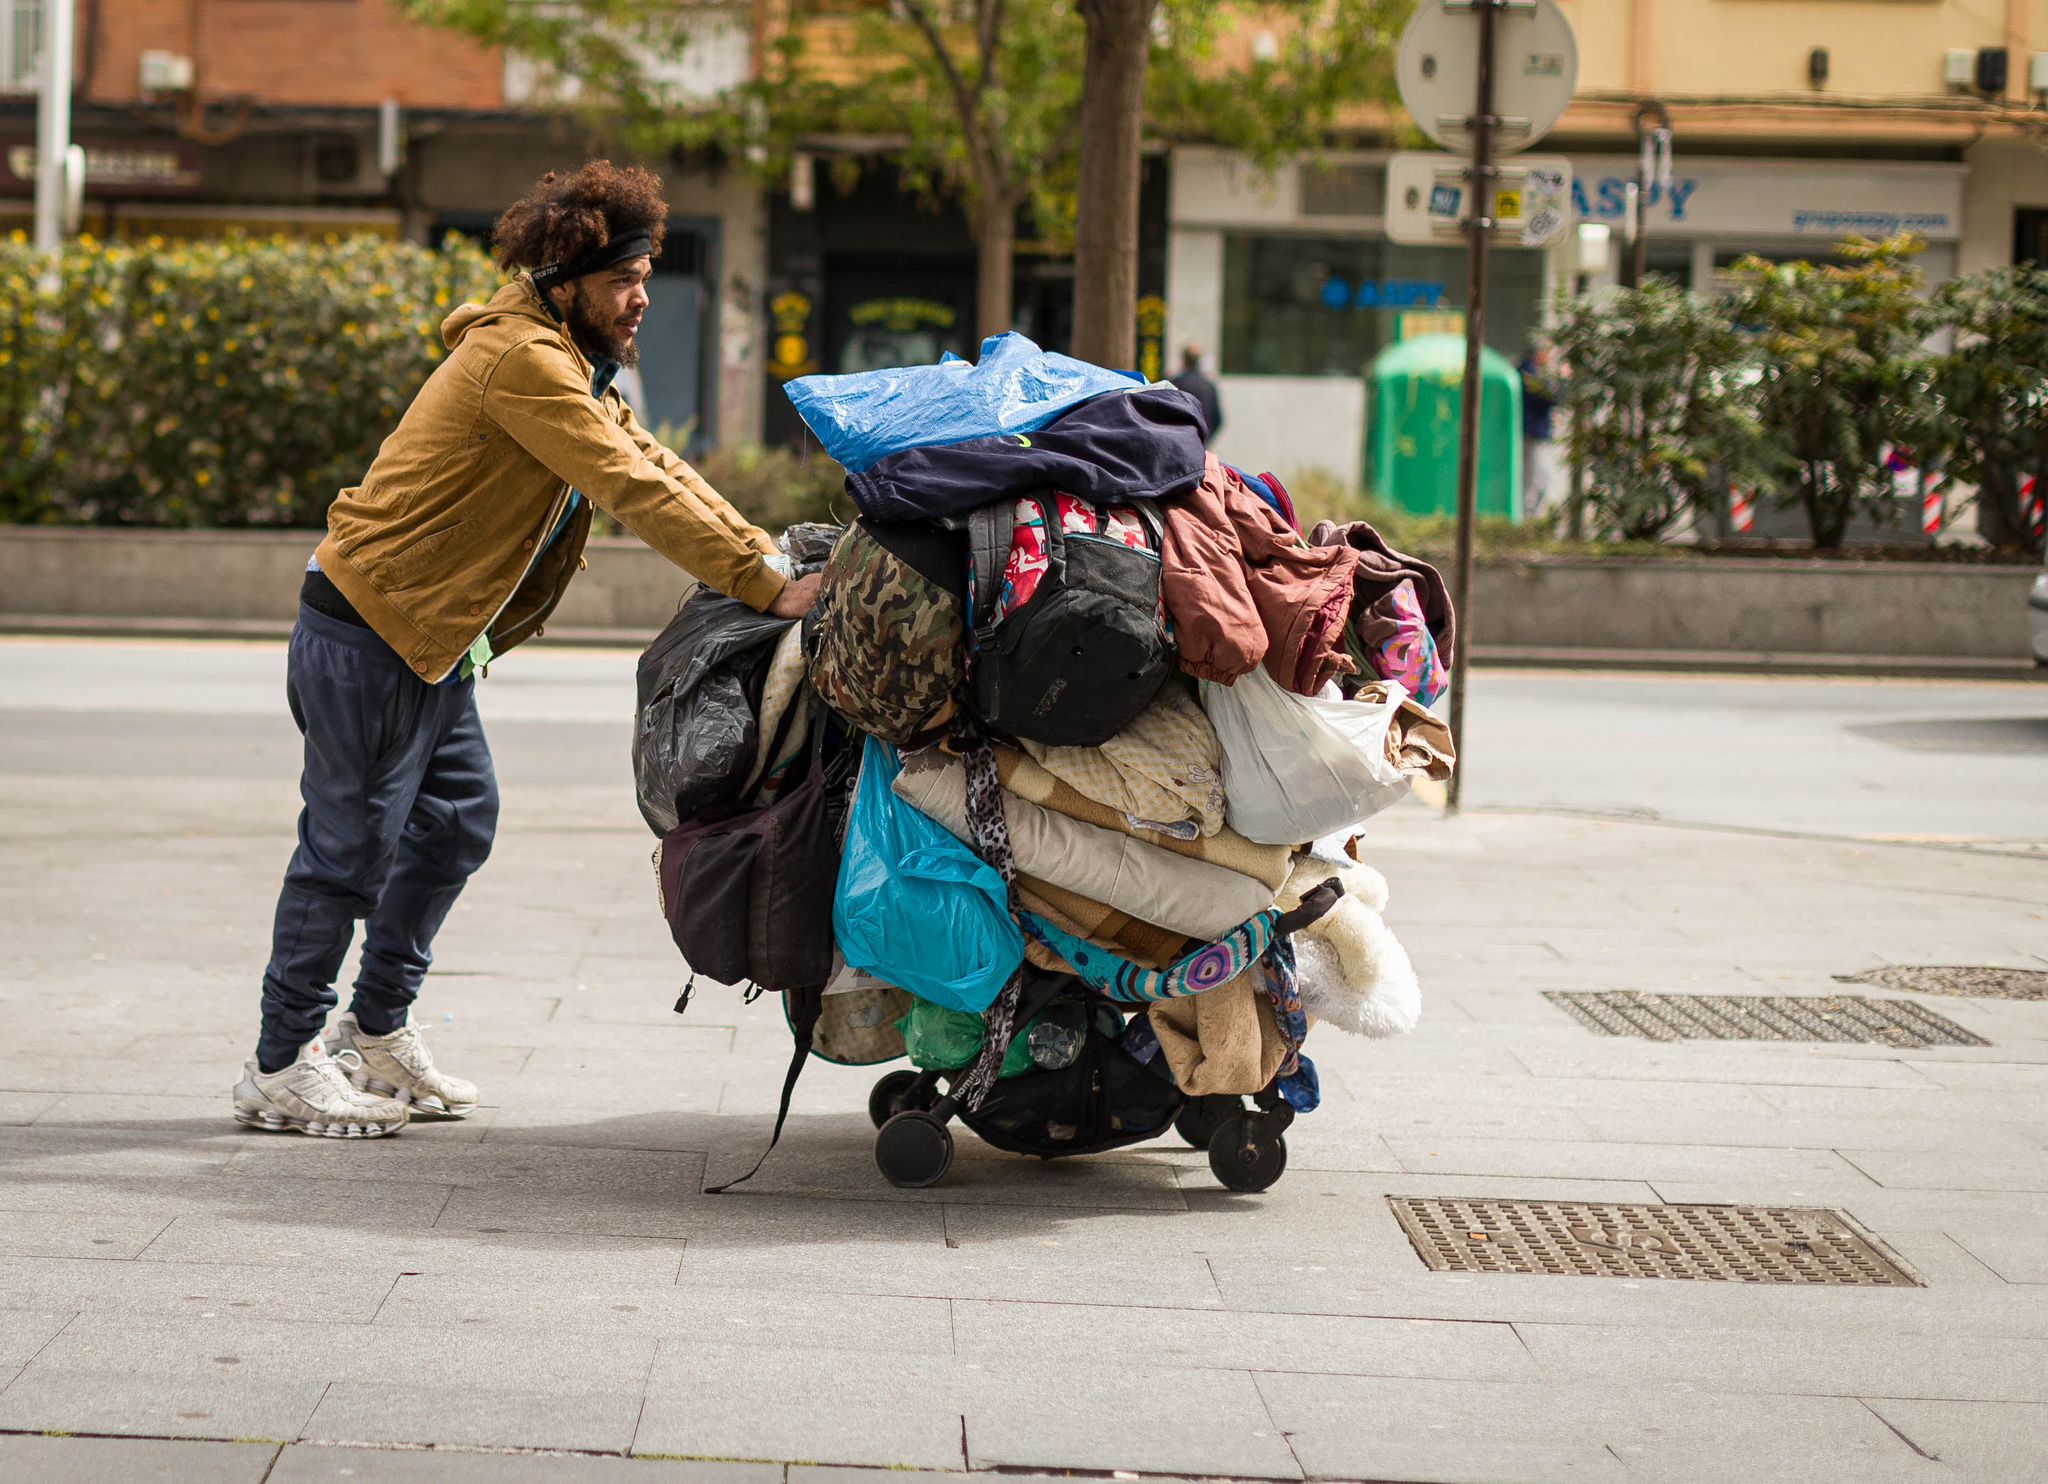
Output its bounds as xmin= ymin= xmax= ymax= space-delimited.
xmin=442 ymin=275 xmax=557 ymax=350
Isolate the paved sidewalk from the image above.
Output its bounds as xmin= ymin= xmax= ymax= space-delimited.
xmin=1 ymin=641 xmax=2045 ymax=1482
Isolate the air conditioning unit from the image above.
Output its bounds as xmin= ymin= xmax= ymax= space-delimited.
xmin=302 ymin=138 xmax=387 ymax=198
xmin=138 ymin=50 xmax=194 ymax=95
xmin=1943 ymin=49 xmax=1975 ymax=89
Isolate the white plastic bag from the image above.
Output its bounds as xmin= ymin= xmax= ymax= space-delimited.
xmin=1201 ymin=668 xmax=1410 ymax=845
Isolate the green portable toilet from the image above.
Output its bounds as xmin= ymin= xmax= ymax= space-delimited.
xmin=1369 ymin=334 xmax=1521 ymax=521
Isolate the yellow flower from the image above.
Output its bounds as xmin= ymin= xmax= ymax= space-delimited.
xmin=195 ymin=352 xmax=210 ymax=367
xmin=195 ymin=470 xmax=212 ymax=487
xmin=151 ymin=312 xmax=166 ymax=328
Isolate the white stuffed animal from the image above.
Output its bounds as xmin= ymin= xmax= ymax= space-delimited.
xmin=1275 ymin=855 xmax=1421 ymax=1038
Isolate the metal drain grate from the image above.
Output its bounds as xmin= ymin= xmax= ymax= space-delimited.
xmin=1389 ymin=1197 xmax=1920 ymax=1285
xmin=1834 ymin=965 xmax=2048 ymax=1001
xmin=1542 ymin=991 xmax=1988 ymax=1049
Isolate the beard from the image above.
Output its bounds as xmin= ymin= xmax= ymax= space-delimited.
xmin=563 ymin=285 xmax=641 ymax=368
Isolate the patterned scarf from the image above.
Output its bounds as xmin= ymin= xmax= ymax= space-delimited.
xmin=952 ymin=735 xmax=1030 ymax=1107
xmin=1018 ymin=878 xmax=1343 ymax=1005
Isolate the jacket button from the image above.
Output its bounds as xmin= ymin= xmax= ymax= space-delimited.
xmin=535 ymin=624 xmax=546 ymax=639
xmin=415 ymin=662 xmax=429 ymax=674
xmin=522 ymin=538 xmax=534 ymax=551
xmin=577 ymin=555 xmax=588 ymax=571
xmin=469 ymin=602 xmax=482 ymax=616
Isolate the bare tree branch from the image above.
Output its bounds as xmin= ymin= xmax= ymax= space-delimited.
xmin=902 ymin=0 xmax=989 ymax=170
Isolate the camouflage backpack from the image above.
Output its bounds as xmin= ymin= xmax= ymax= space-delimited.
xmin=806 ymin=519 xmax=966 ymax=745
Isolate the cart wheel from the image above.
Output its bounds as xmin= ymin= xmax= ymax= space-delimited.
xmin=1174 ymin=1095 xmax=1243 ymax=1151
xmin=868 ymin=1070 xmax=928 ymax=1130
xmin=875 ymin=1110 xmax=954 ymax=1188
xmin=1207 ymin=1113 xmax=1287 ymax=1193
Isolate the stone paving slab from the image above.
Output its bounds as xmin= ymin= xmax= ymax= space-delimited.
xmin=303 ymin=1381 xmax=649 ymax=1453
xmin=1512 ymin=1320 xmax=2048 ymax=1403
xmin=0 ymin=1366 xmax=329 ymax=1439
xmin=1258 ymin=1372 xmax=1939 ymax=1484
xmin=1862 ymin=1398 xmax=2048 ymax=1477
xmin=270 ymin=1443 xmax=782 ymax=1483
xmin=0 ymin=1434 xmax=278 ymax=1483
xmin=5 ymin=649 xmax=2048 ymax=1479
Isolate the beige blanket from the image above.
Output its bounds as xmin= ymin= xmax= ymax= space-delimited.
xmin=893 ymin=750 xmax=1277 ymax=941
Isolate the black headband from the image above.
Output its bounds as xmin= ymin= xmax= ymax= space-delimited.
xmin=530 ymin=231 xmax=655 ymax=294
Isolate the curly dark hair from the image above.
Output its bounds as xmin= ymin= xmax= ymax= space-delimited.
xmin=489 ymin=160 xmax=669 ymax=274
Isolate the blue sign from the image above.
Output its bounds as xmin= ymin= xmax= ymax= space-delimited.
xmin=1428 ymin=183 xmax=1463 ymax=219
xmin=1319 ymin=278 xmax=1449 ymax=311
xmin=1572 ymin=175 xmax=1700 ymax=222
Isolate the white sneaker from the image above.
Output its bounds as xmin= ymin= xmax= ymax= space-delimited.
xmin=326 ymin=1013 xmax=478 ymax=1119
xmin=232 ymin=1042 xmax=409 ymax=1138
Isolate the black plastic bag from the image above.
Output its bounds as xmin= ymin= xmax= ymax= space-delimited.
xmin=633 ymin=590 xmax=792 ymax=836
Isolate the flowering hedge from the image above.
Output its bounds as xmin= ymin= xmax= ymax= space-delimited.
xmin=0 ymin=231 xmax=501 ymax=527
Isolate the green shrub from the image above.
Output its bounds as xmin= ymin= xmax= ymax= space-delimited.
xmin=681 ymin=440 xmax=849 ymax=533
xmin=0 ymin=230 xmax=500 ymax=527
xmin=1546 ymin=276 xmax=1768 ymax=541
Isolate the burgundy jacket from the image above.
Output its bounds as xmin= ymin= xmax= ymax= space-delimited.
xmin=1160 ymin=456 xmax=1362 ymax=694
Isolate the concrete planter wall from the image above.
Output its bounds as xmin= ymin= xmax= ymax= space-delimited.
xmin=0 ymin=526 xmax=2037 ymax=662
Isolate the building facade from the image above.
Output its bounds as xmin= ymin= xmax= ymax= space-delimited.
xmin=0 ymin=0 xmax=765 ymax=448
xmin=1167 ymin=0 xmax=2048 ymax=492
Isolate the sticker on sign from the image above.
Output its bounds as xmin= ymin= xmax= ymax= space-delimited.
xmin=1387 ymin=152 xmax=1575 ymax=247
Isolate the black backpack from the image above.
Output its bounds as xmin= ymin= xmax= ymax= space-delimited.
xmin=963 ymin=494 xmax=1174 ymax=747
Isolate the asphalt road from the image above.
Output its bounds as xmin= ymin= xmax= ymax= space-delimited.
xmin=5 ymin=637 xmax=2044 ymax=845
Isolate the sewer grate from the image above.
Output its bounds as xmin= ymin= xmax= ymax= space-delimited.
xmin=1834 ymin=965 xmax=2048 ymax=1001
xmin=1389 ymin=1197 xmax=1920 ymax=1285
xmin=1542 ymin=990 xmax=1988 ymax=1049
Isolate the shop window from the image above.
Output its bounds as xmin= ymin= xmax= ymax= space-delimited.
xmin=2 ymin=0 xmax=41 ymax=94
xmin=1220 ymin=232 xmax=1543 ymax=377
xmin=2016 ymin=209 xmax=2048 ymax=268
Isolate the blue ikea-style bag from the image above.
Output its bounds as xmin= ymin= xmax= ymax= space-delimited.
xmin=832 ymin=737 xmax=1024 ymax=1014
xmin=785 ymin=332 xmax=1143 ymax=473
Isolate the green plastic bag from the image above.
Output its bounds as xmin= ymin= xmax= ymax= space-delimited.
xmin=899 ymin=1000 xmax=1036 ymax=1079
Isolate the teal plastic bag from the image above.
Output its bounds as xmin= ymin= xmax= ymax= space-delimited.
xmin=832 ymin=738 xmax=1024 ymax=1013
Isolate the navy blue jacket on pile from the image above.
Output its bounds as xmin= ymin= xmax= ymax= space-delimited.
xmin=844 ymin=386 xmax=1211 ymax=524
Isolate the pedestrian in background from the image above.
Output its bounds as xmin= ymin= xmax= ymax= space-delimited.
xmin=1170 ymin=343 xmax=1224 ymax=446
xmin=234 ymin=161 xmax=821 ymax=1140
xmin=1519 ymin=346 xmax=1558 ymax=519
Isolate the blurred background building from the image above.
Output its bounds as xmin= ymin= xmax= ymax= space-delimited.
xmin=1 ymin=0 xmax=2043 ymax=482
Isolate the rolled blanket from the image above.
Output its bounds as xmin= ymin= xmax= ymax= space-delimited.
xmin=1015 ymin=877 xmax=1190 ymax=969
xmin=992 ymin=745 xmax=1293 ymax=892
xmin=1019 ymin=685 xmax=1226 ymax=836
xmin=893 ymin=749 xmax=1279 ymax=940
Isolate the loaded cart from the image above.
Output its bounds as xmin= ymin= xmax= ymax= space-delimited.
xmin=638 ymin=334 xmax=1455 ymax=1195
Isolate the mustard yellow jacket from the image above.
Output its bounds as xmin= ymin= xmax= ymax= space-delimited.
xmin=313 ymin=275 xmax=784 ymax=682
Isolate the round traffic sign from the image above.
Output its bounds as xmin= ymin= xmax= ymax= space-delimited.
xmin=1397 ymin=0 xmax=1579 ymax=156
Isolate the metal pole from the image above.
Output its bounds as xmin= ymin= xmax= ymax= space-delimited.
xmin=33 ymin=0 xmax=76 ymax=254
xmin=1445 ymin=0 xmax=1498 ymax=814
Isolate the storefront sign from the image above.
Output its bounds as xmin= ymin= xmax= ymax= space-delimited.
xmin=1566 ymin=156 xmax=1963 ymax=241
xmin=846 ymin=296 xmax=956 ymax=333
xmin=1 ymin=138 xmax=202 ymax=198
xmin=1319 ymin=277 xmax=1449 ymax=311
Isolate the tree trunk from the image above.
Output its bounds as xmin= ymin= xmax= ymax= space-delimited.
xmin=1978 ymin=463 xmax=2022 ymax=551
xmin=1071 ymin=0 xmax=1155 ymax=369
xmin=975 ymin=195 xmax=1017 ymax=343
